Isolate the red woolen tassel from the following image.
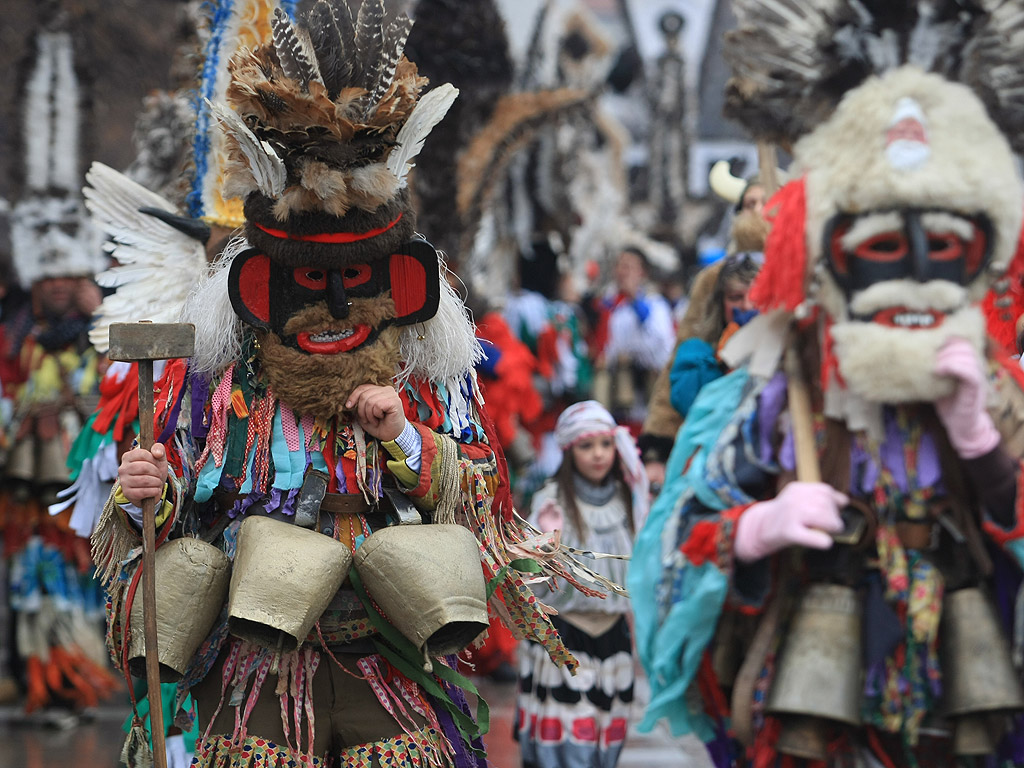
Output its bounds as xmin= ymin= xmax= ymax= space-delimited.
xmin=749 ymin=179 xmax=809 ymax=313
xmin=982 ymin=218 xmax=1024 ymax=352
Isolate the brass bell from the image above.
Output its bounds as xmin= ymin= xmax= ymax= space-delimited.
xmin=5 ymin=436 xmax=35 ymax=483
xmin=941 ymin=587 xmax=1024 ymax=753
xmin=774 ymin=715 xmax=830 ymax=761
xmin=766 ymin=583 xmax=863 ymax=759
xmin=35 ymin=433 xmax=71 ymax=487
xmin=952 ymin=714 xmax=1003 ymax=756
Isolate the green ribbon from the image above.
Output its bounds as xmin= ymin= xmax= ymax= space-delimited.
xmin=486 ymin=557 xmax=542 ymax=600
xmin=348 ymin=567 xmax=489 ymax=756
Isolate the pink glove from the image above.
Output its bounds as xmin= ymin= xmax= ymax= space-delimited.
xmin=934 ymin=337 xmax=1000 ymax=459
xmin=734 ymin=482 xmax=847 ymax=563
xmin=535 ymin=499 xmax=564 ymax=533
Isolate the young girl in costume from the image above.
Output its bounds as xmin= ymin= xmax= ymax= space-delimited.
xmin=515 ymin=401 xmax=648 ymax=768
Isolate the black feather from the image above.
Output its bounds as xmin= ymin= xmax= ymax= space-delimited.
xmin=370 ymin=14 xmax=413 ymax=106
xmin=520 ymin=0 xmax=553 ymax=89
xmin=722 ymin=0 xmax=996 ymax=143
xmin=354 ymin=0 xmax=385 ymax=95
xmin=272 ymin=7 xmax=318 ymax=91
xmin=332 ymin=0 xmax=357 ymax=47
xmin=306 ymin=1 xmax=348 ymax=98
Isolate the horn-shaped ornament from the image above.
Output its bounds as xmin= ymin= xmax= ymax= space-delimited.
xmin=708 ymin=160 xmax=747 ymax=205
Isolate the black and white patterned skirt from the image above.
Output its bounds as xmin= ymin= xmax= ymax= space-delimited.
xmin=514 ymin=613 xmax=634 ymax=768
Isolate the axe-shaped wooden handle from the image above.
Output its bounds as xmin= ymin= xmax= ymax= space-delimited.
xmin=109 ymin=322 xmax=194 ymax=768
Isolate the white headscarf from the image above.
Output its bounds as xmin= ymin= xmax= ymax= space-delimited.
xmin=554 ymin=400 xmax=649 ymax=529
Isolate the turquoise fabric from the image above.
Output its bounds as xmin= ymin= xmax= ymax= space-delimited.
xmin=270 ymin=406 xmax=300 ymax=490
xmin=668 ymin=338 xmax=722 ymax=420
xmin=628 ymin=368 xmax=750 ymax=738
xmin=1006 ymin=539 xmax=1024 ymax=571
xmin=193 ymin=444 xmax=224 ymax=503
xmin=122 ymin=680 xmax=199 ymax=753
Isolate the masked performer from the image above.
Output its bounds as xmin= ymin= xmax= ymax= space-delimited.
xmin=630 ymin=2 xmax=1024 ymax=766
xmin=89 ymin=3 xmax=593 ymax=767
xmin=1 ymin=6 xmax=118 ymax=719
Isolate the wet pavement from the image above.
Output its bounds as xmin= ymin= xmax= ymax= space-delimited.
xmin=0 ymin=675 xmax=712 ymax=767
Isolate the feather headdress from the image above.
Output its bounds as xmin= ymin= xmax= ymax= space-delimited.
xmin=214 ymin=0 xmax=458 ymax=267
xmin=189 ymin=0 xmax=300 ymax=228
xmin=10 ymin=7 xmax=104 ymax=289
xmin=724 ymin=0 xmax=1024 ymax=153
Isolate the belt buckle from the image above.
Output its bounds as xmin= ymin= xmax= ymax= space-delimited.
xmin=379 ymin=484 xmax=422 ymax=525
xmin=294 ymin=468 xmax=329 ymax=528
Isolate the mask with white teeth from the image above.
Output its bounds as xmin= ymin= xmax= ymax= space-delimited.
xmin=226 ymin=239 xmax=442 ymax=419
xmin=792 ymin=67 xmax=1024 ymax=404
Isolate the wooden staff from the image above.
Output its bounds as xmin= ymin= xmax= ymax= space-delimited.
xmin=109 ymin=322 xmax=195 ymax=768
xmin=731 ymin=335 xmax=818 ymax=745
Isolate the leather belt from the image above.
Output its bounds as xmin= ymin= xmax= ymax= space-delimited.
xmin=895 ymin=520 xmax=938 ymax=551
xmin=319 ymin=493 xmax=373 ymax=515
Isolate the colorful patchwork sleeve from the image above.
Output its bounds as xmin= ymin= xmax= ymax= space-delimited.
xmin=392 ymin=376 xmax=497 ymax=513
xmin=972 ymin=449 xmax=1024 ymax=565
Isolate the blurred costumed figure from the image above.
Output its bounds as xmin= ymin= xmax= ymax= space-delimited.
xmin=638 ymin=160 xmax=771 ymax=493
xmin=0 ymin=2 xmax=119 ymax=720
xmin=646 ymin=11 xmax=688 ymax=248
xmin=58 ymin=3 xmax=223 ymax=762
xmin=631 ymin=2 xmax=1024 ymax=766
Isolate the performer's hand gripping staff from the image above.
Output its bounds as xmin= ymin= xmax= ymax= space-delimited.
xmin=110 ymin=322 xmax=195 ymax=768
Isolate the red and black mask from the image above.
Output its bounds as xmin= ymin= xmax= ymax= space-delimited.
xmin=824 ymin=209 xmax=993 ymax=299
xmin=227 ymin=239 xmax=440 ymax=355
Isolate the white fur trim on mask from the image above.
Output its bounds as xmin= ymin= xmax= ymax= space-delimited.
xmin=921 ymin=212 xmax=975 ymax=240
xmin=830 ymin=304 xmax=985 ymax=403
xmin=847 ymin=279 xmax=968 ymax=317
xmin=839 ymin=211 xmax=903 ymax=251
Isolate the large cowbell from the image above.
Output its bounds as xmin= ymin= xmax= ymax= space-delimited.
xmin=227 ymin=238 xmax=441 ymax=333
xmin=941 ymin=587 xmax=1024 ymax=755
xmin=766 ymin=583 xmax=863 ymax=760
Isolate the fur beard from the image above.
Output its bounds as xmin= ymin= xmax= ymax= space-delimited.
xmin=830 ymin=304 xmax=986 ymax=403
xmin=256 ymin=300 xmax=402 ymax=421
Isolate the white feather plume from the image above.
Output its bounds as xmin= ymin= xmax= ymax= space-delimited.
xmin=398 ymin=246 xmax=483 ymax=388
xmin=386 ymin=84 xmax=459 ymax=187
xmin=207 ymin=99 xmax=286 ymax=197
xmin=180 ymin=237 xmax=246 ymax=377
xmin=50 ymin=31 xmax=81 ymax=194
xmin=83 ymin=162 xmax=207 ymax=353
